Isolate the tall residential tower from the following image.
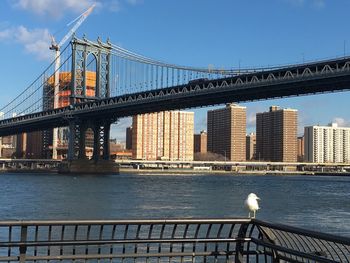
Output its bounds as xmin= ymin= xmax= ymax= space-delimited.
xmin=132 ymin=111 xmax=194 ymax=161
xmin=256 ymin=106 xmax=297 ymax=162
xmin=207 ymin=104 xmax=246 ymax=161
xmin=305 ymin=123 xmax=350 ymax=163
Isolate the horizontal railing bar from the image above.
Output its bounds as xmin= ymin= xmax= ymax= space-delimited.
xmin=253 ymin=219 xmax=350 ymax=245
xmin=0 ymin=218 xmax=251 ymax=226
xmin=0 ymin=251 xmax=277 ymax=262
xmin=1 ymin=251 xmax=236 ymax=261
xmin=0 ymin=237 xmax=249 ymax=247
xmin=0 ymin=251 xmax=266 ymax=262
xmin=0 ymin=256 xmax=19 ymax=261
xmin=251 ymin=237 xmax=337 ymax=263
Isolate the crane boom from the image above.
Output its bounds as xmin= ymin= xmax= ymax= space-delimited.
xmin=50 ymin=4 xmax=95 ymax=51
xmin=58 ymin=4 xmax=95 ymax=48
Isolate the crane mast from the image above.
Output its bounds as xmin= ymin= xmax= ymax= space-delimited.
xmin=51 ymin=4 xmax=95 ymax=160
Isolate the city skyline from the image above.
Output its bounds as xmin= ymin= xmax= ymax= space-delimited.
xmin=0 ymin=1 xmax=349 ymax=251
xmin=0 ymin=0 xmax=349 ymax=142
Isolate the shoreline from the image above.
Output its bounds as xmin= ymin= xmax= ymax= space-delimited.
xmin=119 ymin=168 xmax=350 ymax=176
xmin=1 ymin=167 xmax=349 ymax=177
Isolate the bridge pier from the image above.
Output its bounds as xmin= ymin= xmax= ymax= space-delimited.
xmin=60 ymin=118 xmax=118 ymax=174
xmin=92 ymin=121 xmax=110 ymax=162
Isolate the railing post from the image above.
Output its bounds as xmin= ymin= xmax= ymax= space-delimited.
xmin=19 ymin=225 xmax=27 ymax=263
xmin=235 ymin=222 xmax=249 ymax=263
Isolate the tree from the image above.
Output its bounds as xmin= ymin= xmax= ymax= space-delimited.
xmin=194 ymin=152 xmax=226 ymax=161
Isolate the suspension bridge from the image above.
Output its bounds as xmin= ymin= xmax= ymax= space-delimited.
xmin=0 ymin=37 xmax=350 ymax=171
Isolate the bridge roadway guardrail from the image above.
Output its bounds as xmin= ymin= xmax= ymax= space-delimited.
xmin=0 ymin=218 xmax=348 ymax=262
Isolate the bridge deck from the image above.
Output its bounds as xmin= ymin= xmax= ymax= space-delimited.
xmin=1 ymin=56 xmax=350 ymax=137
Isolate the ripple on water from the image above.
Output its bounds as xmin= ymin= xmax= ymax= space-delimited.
xmin=0 ymin=173 xmax=349 ymax=237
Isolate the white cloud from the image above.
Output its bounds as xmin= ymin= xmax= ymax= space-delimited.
xmin=2 ymin=0 xmax=144 ymax=60
xmin=0 ymin=25 xmax=52 ymax=60
xmin=332 ymin=117 xmax=350 ymax=127
xmin=12 ymin=0 xmax=98 ymax=18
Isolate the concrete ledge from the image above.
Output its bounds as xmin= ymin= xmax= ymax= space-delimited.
xmin=59 ymin=159 xmax=119 ymax=174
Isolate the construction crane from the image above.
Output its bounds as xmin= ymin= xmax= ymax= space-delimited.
xmin=50 ymin=4 xmax=95 ymax=160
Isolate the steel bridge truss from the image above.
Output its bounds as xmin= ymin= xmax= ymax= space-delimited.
xmin=0 ymin=218 xmax=348 ymax=262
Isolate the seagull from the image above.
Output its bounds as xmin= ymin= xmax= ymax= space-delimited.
xmin=245 ymin=193 xmax=260 ymax=218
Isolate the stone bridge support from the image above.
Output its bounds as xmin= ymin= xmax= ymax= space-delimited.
xmin=62 ymin=117 xmax=117 ymax=174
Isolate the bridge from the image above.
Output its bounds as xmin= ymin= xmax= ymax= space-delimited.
xmin=0 ymin=37 xmax=350 ymax=169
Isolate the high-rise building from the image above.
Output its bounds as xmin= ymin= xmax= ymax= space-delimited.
xmin=26 ymin=132 xmax=44 ymax=159
xmin=246 ymin=133 xmax=256 ymax=160
xmin=207 ymin=104 xmax=246 ymax=161
xmin=126 ymin=127 xmax=133 ymax=150
xmin=297 ymin=136 xmax=304 ymax=162
xmin=304 ymin=123 xmax=350 ymax=163
xmin=194 ymin=130 xmax=207 ymax=154
xmin=256 ymin=106 xmax=297 ymax=162
xmin=132 ymin=111 xmax=194 ymax=161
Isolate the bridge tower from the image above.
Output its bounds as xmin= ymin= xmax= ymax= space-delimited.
xmin=62 ymin=37 xmax=118 ymax=173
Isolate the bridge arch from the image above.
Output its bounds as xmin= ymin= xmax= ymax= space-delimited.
xmin=86 ymin=53 xmax=97 ymax=98
xmin=71 ymin=38 xmax=112 ymax=105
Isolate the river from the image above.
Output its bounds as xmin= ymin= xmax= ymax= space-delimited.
xmin=0 ymin=173 xmax=349 ymax=237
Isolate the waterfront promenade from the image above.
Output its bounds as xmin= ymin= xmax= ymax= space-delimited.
xmin=1 ymin=158 xmax=350 ymax=175
xmin=116 ymin=159 xmax=350 ymax=175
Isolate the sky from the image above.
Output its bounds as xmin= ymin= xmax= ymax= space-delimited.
xmin=0 ymin=0 xmax=350 ymax=142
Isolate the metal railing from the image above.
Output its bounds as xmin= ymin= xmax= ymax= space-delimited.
xmin=0 ymin=218 xmax=348 ymax=262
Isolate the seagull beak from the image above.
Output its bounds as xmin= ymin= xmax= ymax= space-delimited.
xmin=257 ymin=197 xmax=261 ymax=200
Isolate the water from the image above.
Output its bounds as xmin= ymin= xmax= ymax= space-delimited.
xmin=0 ymin=172 xmax=349 ymax=237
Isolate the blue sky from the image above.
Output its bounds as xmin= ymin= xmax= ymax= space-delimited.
xmin=0 ymin=0 xmax=350 ymax=141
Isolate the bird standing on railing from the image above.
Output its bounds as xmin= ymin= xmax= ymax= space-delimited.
xmin=245 ymin=193 xmax=260 ymax=218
